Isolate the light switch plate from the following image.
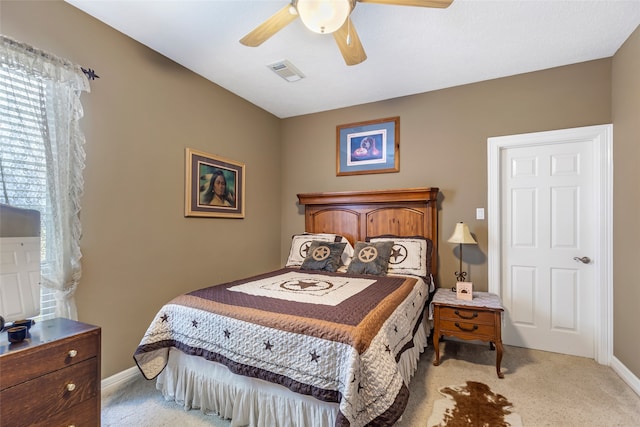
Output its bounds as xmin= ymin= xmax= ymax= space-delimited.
xmin=476 ymin=208 xmax=485 ymax=220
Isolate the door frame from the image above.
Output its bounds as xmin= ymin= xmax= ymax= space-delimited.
xmin=487 ymin=124 xmax=613 ymax=365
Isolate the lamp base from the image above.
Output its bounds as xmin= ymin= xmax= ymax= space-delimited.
xmin=454 ymin=271 xmax=468 ymax=282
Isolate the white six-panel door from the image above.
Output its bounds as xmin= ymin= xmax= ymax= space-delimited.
xmin=502 ymin=140 xmax=595 ymax=357
xmin=488 ymin=125 xmax=612 ymax=364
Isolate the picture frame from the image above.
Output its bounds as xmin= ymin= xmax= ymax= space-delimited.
xmin=185 ymin=148 xmax=245 ymax=218
xmin=336 ymin=116 xmax=400 ymax=176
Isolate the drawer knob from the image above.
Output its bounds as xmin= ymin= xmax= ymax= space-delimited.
xmin=454 ymin=310 xmax=478 ymax=320
xmin=455 ymin=322 xmax=479 ymax=332
xmin=68 ymin=349 xmax=78 ymax=358
xmin=66 ymin=383 xmax=76 ymax=392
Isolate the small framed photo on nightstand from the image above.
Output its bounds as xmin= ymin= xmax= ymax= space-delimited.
xmin=456 ymin=282 xmax=473 ymax=300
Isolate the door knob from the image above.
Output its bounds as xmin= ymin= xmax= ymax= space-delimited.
xmin=573 ymin=256 xmax=591 ymax=264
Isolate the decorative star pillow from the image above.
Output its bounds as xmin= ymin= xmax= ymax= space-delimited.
xmin=346 ymin=241 xmax=394 ymax=276
xmin=367 ymin=236 xmax=431 ymax=277
xmin=286 ymin=233 xmax=353 ymax=268
xmin=300 ymin=241 xmax=347 ymax=272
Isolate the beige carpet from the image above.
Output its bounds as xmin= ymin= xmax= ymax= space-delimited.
xmin=102 ymin=341 xmax=640 ymax=426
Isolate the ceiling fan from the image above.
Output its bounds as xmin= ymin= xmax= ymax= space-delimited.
xmin=240 ymin=0 xmax=453 ymax=66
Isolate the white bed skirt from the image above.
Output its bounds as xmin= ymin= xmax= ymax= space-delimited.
xmin=156 ymin=318 xmax=430 ymax=427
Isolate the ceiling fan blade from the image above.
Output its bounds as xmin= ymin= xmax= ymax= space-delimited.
xmin=357 ymin=0 xmax=453 ymax=8
xmin=240 ymin=5 xmax=298 ymax=47
xmin=333 ymin=18 xmax=367 ymax=66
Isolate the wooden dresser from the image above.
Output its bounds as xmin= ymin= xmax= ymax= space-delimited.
xmin=0 ymin=318 xmax=101 ymax=427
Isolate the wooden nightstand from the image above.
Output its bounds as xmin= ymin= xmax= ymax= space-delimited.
xmin=0 ymin=317 xmax=101 ymax=426
xmin=431 ymin=287 xmax=505 ymax=378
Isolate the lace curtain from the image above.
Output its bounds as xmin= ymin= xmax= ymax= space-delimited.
xmin=0 ymin=35 xmax=90 ymax=319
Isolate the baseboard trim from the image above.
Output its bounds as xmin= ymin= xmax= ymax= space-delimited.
xmin=611 ymin=356 xmax=640 ymax=397
xmin=101 ymin=366 xmax=141 ymax=394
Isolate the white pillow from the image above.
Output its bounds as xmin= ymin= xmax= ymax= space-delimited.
xmin=286 ymin=233 xmax=354 ymax=268
xmin=367 ymin=236 xmax=430 ymax=277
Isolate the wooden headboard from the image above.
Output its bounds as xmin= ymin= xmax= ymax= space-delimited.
xmin=297 ymin=187 xmax=439 ymax=279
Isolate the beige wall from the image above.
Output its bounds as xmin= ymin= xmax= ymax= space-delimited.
xmin=612 ymin=26 xmax=640 ymax=377
xmin=2 ymin=1 xmax=639 ymax=382
xmin=1 ymin=1 xmax=282 ymax=378
xmin=280 ymin=60 xmax=611 ymax=293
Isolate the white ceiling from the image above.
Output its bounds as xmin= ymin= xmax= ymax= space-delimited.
xmin=65 ymin=0 xmax=640 ymax=119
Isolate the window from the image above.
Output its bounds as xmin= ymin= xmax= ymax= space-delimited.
xmin=1 ymin=35 xmax=90 ymax=320
xmin=0 ymin=65 xmax=57 ymax=320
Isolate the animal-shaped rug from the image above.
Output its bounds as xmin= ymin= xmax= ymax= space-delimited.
xmin=427 ymin=381 xmax=523 ymax=427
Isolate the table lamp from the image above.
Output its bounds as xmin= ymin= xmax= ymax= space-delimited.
xmin=448 ymin=222 xmax=477 ymax=282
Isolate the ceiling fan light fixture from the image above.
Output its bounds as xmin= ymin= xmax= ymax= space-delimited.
xmin=296 ymin=0 xmax=352 ymax=34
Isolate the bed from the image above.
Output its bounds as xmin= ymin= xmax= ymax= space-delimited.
xmin=134 ymin=187 xmax=439 ymax=427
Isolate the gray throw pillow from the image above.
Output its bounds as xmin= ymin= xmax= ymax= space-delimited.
xmin=346 ymin=241 xmax=394 ymax=276
xmin=300 ymin=241 xmax=347 ymax=272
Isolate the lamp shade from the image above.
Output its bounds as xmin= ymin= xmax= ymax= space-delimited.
xmin=296 ymin=0 xmax=352 ymax=34
xmin=448 ymin=222 xmax=477 ymax=244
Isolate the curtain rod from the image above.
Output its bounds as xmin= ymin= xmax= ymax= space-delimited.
xmin=2 ymin=35 xmax=97 ymax=85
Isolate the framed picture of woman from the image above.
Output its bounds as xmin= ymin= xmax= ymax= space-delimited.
xmin=185 ymin=148 xmax=245 ymax=218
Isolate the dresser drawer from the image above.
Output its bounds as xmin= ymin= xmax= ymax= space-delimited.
xmin=439 ymin=306 xmax=496 ymax=324
xmin=439 ymin=319 xmax=496 ymax=338
xmin=0 ymin=330 xmax=99 ymax=390
xmin=0 ymin=357 xmax=97 ymax=426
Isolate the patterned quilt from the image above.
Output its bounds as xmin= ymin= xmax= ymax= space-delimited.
xmin=134 ymin=268 xmax=429 ymax=426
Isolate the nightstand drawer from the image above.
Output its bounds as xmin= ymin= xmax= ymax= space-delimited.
xmin=0 ymin=358 xmax=97 ymax=426
xmin=439 ymin=319 xmax=496 ymax=337
xmin=0 ymin=331 xmax=98 ymax=389
xmin=439 ymin=306 xmax=495 ymax=324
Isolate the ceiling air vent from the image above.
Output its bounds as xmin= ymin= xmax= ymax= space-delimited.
xmin=267 ymin=60 xmax=305 ymax=82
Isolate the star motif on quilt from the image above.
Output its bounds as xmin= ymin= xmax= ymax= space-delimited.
xmin=224 ymin=329 xmax=231 ymax=339
xmin=393 ymin=325 xmax=398 ymax=333
xmin=192 ymin=319 xmax=198 ymax=328
xmin=296 ymin=280 xmax=319 ymax=290
xmin=310 ymin=350 xmax=320 ymax=363
xmin=281 ymin=279 xmax=334 ymax=292
xmin=264 ymin=340 xmax=273 ymax=351
xmin=160 ymin=314 xmax=169 ymax=322
xmin=384 ymin=344 xmax=391 ymax=353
